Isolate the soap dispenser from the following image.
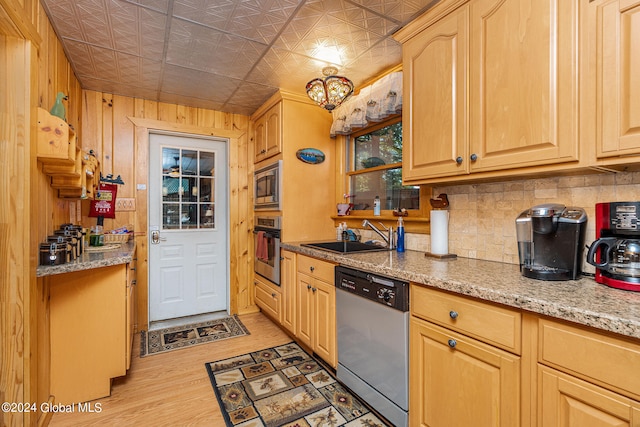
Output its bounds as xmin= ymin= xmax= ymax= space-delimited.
xmin=396 ymin=216 xmax=405 ymax=252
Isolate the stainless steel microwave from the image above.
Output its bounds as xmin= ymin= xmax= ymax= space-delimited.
xmin=254 ymin=160 xmax=282 ymax=210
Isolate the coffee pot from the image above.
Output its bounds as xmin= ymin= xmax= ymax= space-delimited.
xmin=589 ymin=202 xmax=640 ymax=291
xmin=587 ymin=238 xmax=640 ymax=278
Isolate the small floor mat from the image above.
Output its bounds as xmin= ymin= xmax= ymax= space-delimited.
xmin=140 ymin=314 xmax=250 ymax=356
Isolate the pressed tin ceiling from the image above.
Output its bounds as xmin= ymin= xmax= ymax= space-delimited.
xmin=41 ymin=0 xmax=438 ymax=116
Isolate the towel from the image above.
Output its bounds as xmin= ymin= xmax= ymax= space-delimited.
xmin=256 ymin=231 xmax=269 ymax=261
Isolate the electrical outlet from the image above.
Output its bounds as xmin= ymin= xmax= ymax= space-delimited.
xmin=116 ymin=198 xmax=136 ymax=211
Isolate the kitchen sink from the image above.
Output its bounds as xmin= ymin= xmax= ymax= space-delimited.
xmin=302 ymin=241 xmax=390 ymax=254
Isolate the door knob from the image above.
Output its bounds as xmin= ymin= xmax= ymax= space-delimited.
xmin=151 ymin=230 xmax=160 ymax=244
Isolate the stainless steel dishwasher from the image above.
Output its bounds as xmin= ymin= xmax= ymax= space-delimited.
xmin=335 ymin=265 xmax=409 ymax=427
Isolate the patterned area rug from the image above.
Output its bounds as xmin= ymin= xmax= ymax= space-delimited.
xmin=206 ymin=342 xmax=388 ymax=427
xmin=140 ymin=315 xmax=250 ymax=356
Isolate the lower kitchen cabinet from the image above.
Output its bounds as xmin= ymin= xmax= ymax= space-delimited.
xmin=410 ymin=316 xmax=521 ymax=427
xmin=539 ymin=366 xmax=640 ymax=427
xmin=254 ymin=275 xmax=282 ymax=323
xmin=280 ymin=249 xmax=296 ymax=334
xmin=48 ymin=262 xmax=134 ymax=404
xmin=296 ymin=254 xmax=336 ymax=368
xmin=537 ymin=317 xmax=640 ymax=427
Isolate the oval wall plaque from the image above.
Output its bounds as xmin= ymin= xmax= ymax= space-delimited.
xmin=296 ymin=148 xmax=325 ymax=164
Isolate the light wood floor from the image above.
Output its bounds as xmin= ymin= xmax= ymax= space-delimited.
xmin=49 ymin=312 xmax=291 ymax=426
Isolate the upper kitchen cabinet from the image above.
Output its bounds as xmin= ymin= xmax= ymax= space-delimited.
xmin=252 ymin=101 xmax=282 ymax=163
xmin=400 ymin=3 xmax=469 ymax=181
xmin=395 ymin=0 xmax=580 ymax=184
xmin=594 ymin=0 xmax=640 ymax=161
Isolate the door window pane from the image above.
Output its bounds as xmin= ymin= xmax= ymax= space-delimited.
xmin=161 ymin=147 xmax=216 ymax=230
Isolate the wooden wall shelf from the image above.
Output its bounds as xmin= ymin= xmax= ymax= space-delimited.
xmin=37 ymin=107 xmax=100 ymax=199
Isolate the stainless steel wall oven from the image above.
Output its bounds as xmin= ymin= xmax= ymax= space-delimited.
xmin=253 ymin=216 xmax=281 ymax=286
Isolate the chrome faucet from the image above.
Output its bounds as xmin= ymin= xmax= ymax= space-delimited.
xmin=362 ymin=219 xmax=395 ymax=249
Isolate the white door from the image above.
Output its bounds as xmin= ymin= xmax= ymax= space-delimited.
xmin=148 ymin=132 xmax=228 ymax=322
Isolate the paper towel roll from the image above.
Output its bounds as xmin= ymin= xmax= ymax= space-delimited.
xmin=430 ymin=210 xmax=449 ymax=255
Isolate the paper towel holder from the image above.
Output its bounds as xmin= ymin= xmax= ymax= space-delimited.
xmin=426 ymin=193 xmax=457 ymax=259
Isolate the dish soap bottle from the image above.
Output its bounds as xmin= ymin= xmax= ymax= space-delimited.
xmin=396 ymin=216 xmax=405 ymax=252
xmin=373 ymin=196 xmax=381 ymax=216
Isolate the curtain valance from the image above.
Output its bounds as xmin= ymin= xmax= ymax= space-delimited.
xmin=330 ymin=71 xmax=402 ymax=137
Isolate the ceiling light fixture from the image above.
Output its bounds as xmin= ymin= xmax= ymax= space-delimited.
xmin=306 ymin=66 xmax=354 ymax=111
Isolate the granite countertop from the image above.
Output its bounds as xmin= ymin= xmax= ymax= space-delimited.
xmin=282 ymin=242 xmax=640 ymax=340
xmin=36 ymin=241 xmax=136 ymax=277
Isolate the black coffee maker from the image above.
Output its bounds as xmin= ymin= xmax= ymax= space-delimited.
xmin=516 ymin=204 xmax=588 ymax=280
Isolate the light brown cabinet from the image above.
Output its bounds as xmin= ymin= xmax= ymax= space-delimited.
xmin=400 ymin=3 xmax=469 ymax=181
xmin=396 ymin=0 xmax=580 ymax=184
xmin=539 ymin=366 xmax=640 ymax=427
xmin=410 ymin=284 xmax=521 ymax=426
xmin=537 ymin=318 xmax=640 ymax=426
xmin=253 ymin=101 xmax=282 ymax=163
xmin=254 ymin=275 xmax=282 ymax=323
xmin=48 ymin=261 xmax=134 ymax=404
xmin=280 ymin=249 xmax=297 ymax=334
xmin=594 ymin=0 xmax=640 ymax=160
xmin=296 ymin=254 xmax=336 ymax=368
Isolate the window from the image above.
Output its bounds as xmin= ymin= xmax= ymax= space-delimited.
xmin=348 ymin=118 xmax=420 ymax=212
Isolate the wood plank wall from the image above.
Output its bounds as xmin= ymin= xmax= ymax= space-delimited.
xmin=81 ymin=91 xmax=255 ymax=331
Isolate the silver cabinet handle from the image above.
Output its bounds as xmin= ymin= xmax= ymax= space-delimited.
xmin=449 ymin=310 xmax=458 ymax=319
xmin=448 ymin=339 xmax=457 ymax=349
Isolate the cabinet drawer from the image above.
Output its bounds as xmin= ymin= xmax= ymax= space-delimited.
xmin=255 ymin=279 xmax=281 ymax=322
xmin=411 ymin=285 xmax=521 ymax=353
xmin=539 ymin=318 xmax=640 ymax=400
xmin=297 ymin=255 xmax=335 ymax=283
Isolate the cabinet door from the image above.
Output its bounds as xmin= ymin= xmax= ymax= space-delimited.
xmin=312 ymin=278 xmax=336 ymax=368
xmin=469 ymin=0 xmax=579 ymax=171
xmin=254 ymin=277 xmax=282 ymax=323
xmin=253 ymin=114 xmax=266 ymax=161
xmin=296 ymin=272 xmax=314 ymax=349
xmin=539 ymin=366 xmax=640 ymax=427
xmin=410 ymin=317 xmax=520 ymax=427
xmin=596 ymin=0 xmax=640 ymax=158
xmin=280 ymin=249 xmax=296 ymax=334
xmin=264 ymin=102 xmax=282 ymax=159
xmin=403 ymin=5 xmax=469 ymax=181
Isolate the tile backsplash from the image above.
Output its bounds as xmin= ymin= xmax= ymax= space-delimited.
xmin=400 ymin=171 xmax=640 ymax=271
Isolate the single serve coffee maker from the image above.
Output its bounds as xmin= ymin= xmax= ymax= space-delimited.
xmin=586 ymin=201 xmax=640 ymax=292
xmin=516 ymin=204 xmax=588 ymax=280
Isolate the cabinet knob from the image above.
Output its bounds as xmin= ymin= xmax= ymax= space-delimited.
xmin=456 ymin=156 xmax=463 ymax=164
xmin=312 ymin=287 xmax=317 ymax=292
xmin=448 ymin=339 xmax=457 ymax=349
xmin=470 ymin=153 xmax=478 ymax=162
xmin=449 ymin=310 xmax=458 ymax=319
xmin=271 ymin=293 xmax=276 ymax=298
xmin=307 ymin=284 xmax=312 ymax=290
xmin=310 ymin=266 xmax=315 ymax=272
xmin=261 ymin=149 xmax=266 ymax=154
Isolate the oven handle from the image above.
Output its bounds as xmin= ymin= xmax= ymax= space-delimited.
xmin=253 ymin=229 xmax=281 ymax=239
